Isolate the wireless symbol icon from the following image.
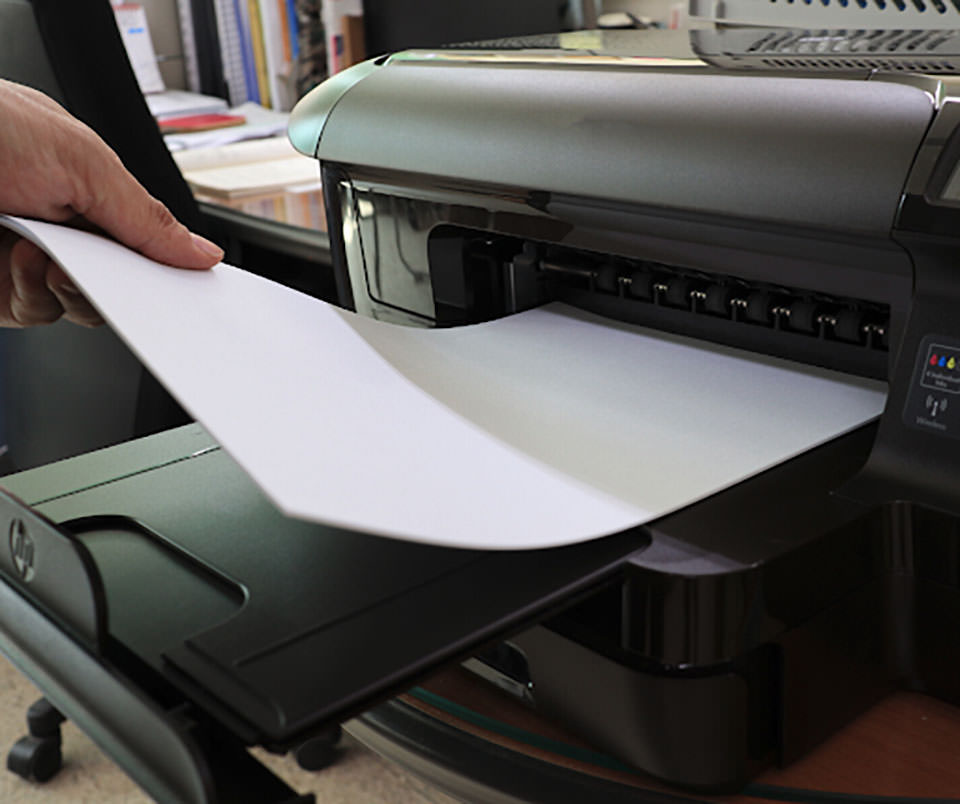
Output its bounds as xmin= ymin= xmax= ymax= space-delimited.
xmin=926 ymin=395 xmax=949 ymax=418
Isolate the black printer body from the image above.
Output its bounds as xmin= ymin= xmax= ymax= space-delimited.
xmin=287 ymin=38 xmax=960 ymax=788
xmin=3 ymin=31 xmax=960 ymax=803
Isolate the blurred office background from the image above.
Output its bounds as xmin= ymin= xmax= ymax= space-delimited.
xmin=135 ymin=0 xmax=682 ymax=99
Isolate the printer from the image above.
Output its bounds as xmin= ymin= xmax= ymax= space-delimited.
xmin=4 ymin=23 xmax=960 ymax=803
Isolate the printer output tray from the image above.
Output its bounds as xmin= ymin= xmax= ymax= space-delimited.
xmin=0 ymin=425 xmax=647 ymax=799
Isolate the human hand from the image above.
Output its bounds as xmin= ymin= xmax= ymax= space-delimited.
xmin=0 ymin=79 xmax=224 ymax=327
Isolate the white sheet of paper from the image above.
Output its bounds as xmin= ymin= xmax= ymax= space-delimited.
xmin=0 ymin=217 xmax=888 ymax=549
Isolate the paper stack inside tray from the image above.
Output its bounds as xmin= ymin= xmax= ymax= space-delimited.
xmin=0 ymin=217 xmax=887 ymax=550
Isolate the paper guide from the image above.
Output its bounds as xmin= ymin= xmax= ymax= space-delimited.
xmin=0 ymin=217 xmax=888 ymax=550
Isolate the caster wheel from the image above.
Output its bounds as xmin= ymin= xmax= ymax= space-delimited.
xmin=26 ymin=699 xmax=65 ymax=738
xmin=7 ymin=735 xmax=63 ymax=783
xmin=294 ymin=724 xmax=342 ymax=771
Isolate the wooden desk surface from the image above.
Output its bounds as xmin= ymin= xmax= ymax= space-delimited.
xmin=407 ymin=667 xmax=960 ymax=802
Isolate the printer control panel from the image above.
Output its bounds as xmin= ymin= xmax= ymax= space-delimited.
xmin=903 ymin=335 xmax=960 ymax=441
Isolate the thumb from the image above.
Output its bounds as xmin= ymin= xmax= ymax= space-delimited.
xmin=74 ymin=144 xmax=223 ymax=270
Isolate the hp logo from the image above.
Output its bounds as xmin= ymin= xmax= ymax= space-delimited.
xmin=8 ymin=519 xmax=35 ymax=583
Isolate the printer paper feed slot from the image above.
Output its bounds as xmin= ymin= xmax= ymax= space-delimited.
xmin=0 ymin=216 xmax=888 ymax=550
xmin=428 ymin=228 xmax=892 ymax=379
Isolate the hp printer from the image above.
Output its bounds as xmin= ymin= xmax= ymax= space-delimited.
xmin=4 ymin=20 xmax=960 ymax=802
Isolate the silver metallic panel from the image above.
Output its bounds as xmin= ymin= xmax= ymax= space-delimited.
xmin=315 ymin=62 xmax=934 ymax=235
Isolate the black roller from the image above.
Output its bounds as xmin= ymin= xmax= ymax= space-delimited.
xmin=665 ymin=277 xmax=694 ymax=308
xmin=745 ymin=291 xmax=774 ymax=324
xmin=704 ymin=284 xmax=733 ymax=316
xmin=834 ymin=309 xmax=866 ymax=343
xmin=594 ymin=263 xmax=620 ymax=294
xmin=628 ymin=270 xmax=654 ymax=300
xmin=787 ymin=300 xmax=819 ymax=334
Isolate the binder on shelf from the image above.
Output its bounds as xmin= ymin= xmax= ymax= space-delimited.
xmin=285 ymin=0 xmax=300 ymax=61
xmin=257 ymin=0 xmax=285 ymax=109
xmin=246 ymin=0 xmax=272 ymax=108
xmin=176 ymin=0 xmax=309 ymax=111
xmin=174 ymin=0 xmax=202 ymax=92
xmin=322 ymin=0 xmax=364 ymax=75
xmin=212 ymin=0 xmax=250 ymax=105
xmin=232 ymin=0 xmax=260 ymax=104
xmin=112 ymin=4 xmax=166 ymax=95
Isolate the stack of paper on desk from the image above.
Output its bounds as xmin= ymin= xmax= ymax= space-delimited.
xmin=172 ymin=136 xmax=319 ymax=198
xmin=163 ymin=103 xmax=290 ymax=151
xmin=146 ymin=90 xmax=229 ymax=120
xmin=0 ymin=217 xmax=888 ymax=550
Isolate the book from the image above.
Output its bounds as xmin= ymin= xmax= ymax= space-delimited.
xmin=202 ymin=184 xmax=326 ymax=231
xmin=247 ymin=0 xmax=272 ymax=108
xmin=172 ymin=135 xmax=319 ymax=198
xmin=162 ymin=101 xmax=288 ymax=150
xmin=284 ymin=0 xmax=299 ymax=61
xmin=211 ymin=0 xmax=251 ymax=106
xmin=157 ymin=112 xmax=247 ymax=134
xmin=322 ymin=0 xmax=363 ymax=75
xmin=257 ymin=0 xmax=294 ymax=110
xmin=276 ymin=0 xmax=292 ymax=66
xmin=233 ymin=0 xmax=260 ymax=103
xmin=113 ymin=3 xmax=166 ymax=94
xmin=146 ymin=90 xmax=230 ymax=120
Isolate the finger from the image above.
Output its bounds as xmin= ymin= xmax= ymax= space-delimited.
xmin=8 ymin=238 xmax=63 ymax=326
xmin=45 ymin=262 xmax=103 ymax=328
xmin=3 ymin=79 xmax=63 ymax=112
xmin=68 ymin=134 xmax=224 ymax=270
xmin=0 ymin=231 xmax=17 ymax=327
xmin=1 ymin=81 xmax=223 ymax=270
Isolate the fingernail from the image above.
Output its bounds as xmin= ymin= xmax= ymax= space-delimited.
xmin=60 ymin=283 xmax=82 ymax=296
xmin=191 ymin=233 xmax=224 ymax=260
